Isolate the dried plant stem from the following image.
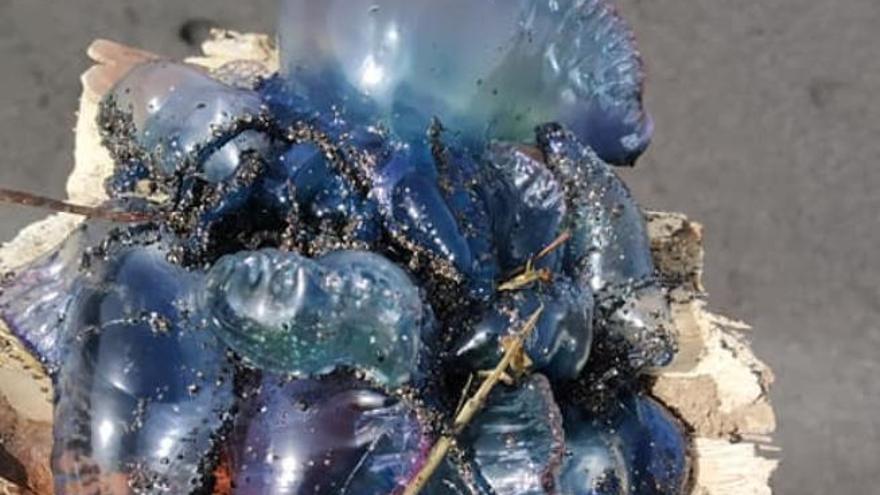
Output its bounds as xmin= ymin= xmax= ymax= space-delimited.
xmin=535 ymin=229 xmax=572 ymax=261
xmin=498 ymin=229 xmax=571 ymax=292
xmin=402 ymin=306 xmax=544 ymax=495
xmin=0 ymin=187 xmax=153 ymax=223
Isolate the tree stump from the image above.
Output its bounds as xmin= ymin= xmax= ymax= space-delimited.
xmin=0 ymin=32 xmax=778 ymax=495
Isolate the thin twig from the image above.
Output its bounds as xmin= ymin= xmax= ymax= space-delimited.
xmin=0 ymin=187 xmax=154 ymax=223
xmin=497 ymin=259 xmax=551 ymax=292
xmin=497 ymin=229 xmax=571 ymax=292
xmin=535 ymin=229 xmax=571 ymax=262
xmin=403 ymin=230 xmax=571 ymax=493
xmin=453 ymin=373 xmax=475 ymax=417
xmin=402 ymin=306 xmax=545 ymax=495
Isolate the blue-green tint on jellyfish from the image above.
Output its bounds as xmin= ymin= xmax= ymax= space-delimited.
xmin=278 ymin=0 xmax=652 ymax=165
xmin=0 ymin=0 xmax=700 ymax=491
xmin=200 ymin=249 xmax=429 ymax=387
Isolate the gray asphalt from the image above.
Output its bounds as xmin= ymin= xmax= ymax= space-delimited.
xmin=0 ymin=1 xmax=877 ymax=493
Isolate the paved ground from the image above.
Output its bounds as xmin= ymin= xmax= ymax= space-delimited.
xmin=0 ymin=1 xmax=877 ymax=492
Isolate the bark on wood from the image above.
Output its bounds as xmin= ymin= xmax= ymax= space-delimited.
xmin=0 ymin=32 xmax=778 ymax=494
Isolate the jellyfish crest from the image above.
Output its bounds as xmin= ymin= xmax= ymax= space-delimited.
xmin=278 ymin=0 xmax=651 ymax=164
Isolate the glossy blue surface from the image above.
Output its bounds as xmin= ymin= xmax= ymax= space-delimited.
xmin=422 ymin=457 xmax=489 ymax=495
xmin=559 ymin=417 xmax=624 ymax=495
xmin=433 ymin=132 xmax=500 ymax=299
xmin=484 ymin=143 xmax=567 ymax=273
xmin=201 ymin=249 xmax=429 ymax=387
xmin=258 ymin=142 xmax=382 ymax=244
xmin=537 ymin=124 xmax=654 ymax=293
xmin=462 ymin=374 xmax=565 ymax=494
xmin=560 ymin=394 xmax=690 ymax=494
xmin=372 ymin=145 xmax=477 ymax=280
xmin=229 ymin=374 xmax=427 ymax=495
xmin=536 ymin=124 xmax=674 ymax=368
xmin=456 ymin=276 xmax=593 ymax=380
xmin=51 ymin=244 xmax=234 ymax=494
xmin=106 ymin=61 xmax=269 ymax=184
xmin=278 ymin=0 xmax=651 ymax=164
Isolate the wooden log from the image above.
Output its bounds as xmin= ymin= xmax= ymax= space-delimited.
xmin=646 ymin=212 xmax=779 ymax=494
xmin=0 ymin=32 xmax=778 ymax=494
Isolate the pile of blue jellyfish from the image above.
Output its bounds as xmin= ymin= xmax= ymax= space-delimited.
xmin=0 ymin=1 xmax=691 ymax=493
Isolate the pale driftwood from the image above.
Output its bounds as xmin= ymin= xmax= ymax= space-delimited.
xmin=646 ymin=213 xmax=779 ymax=494
xmin=0 ymin=32 xmax=778 ymax=494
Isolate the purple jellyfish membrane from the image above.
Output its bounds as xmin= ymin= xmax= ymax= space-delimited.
xmin=50 ymin=240 xmax=234 ymax=494
xmin=229 ymin=373 xmax=430 ymax=495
